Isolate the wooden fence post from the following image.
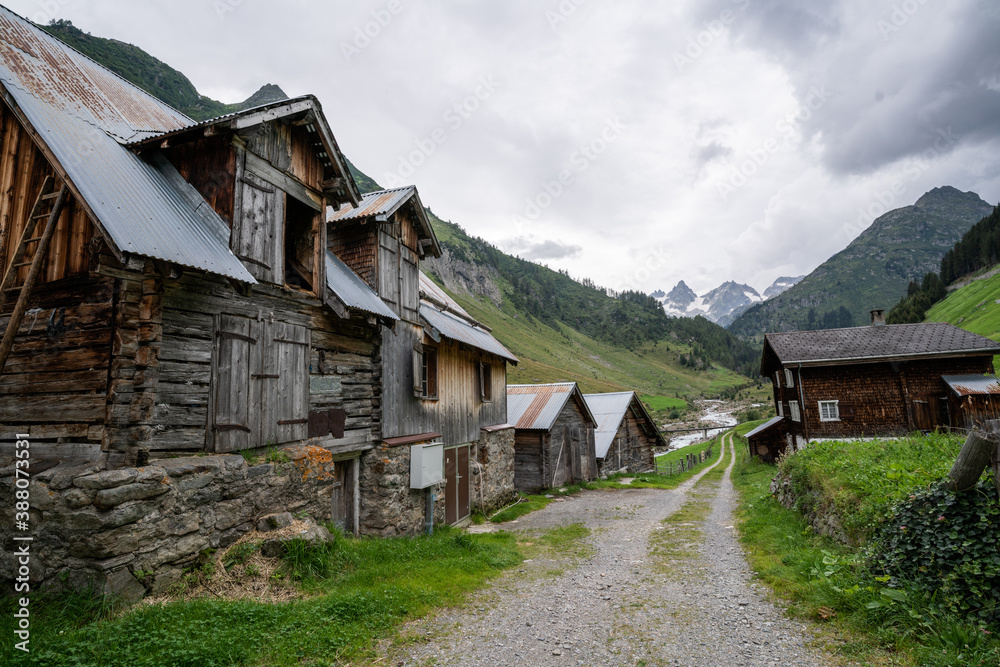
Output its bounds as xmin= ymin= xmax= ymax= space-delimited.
xmin=947 ymin=428 xmax=1000 ymax=492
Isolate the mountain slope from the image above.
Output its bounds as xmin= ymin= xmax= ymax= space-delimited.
xmin=729 ymin=187 xmax=994 ymax=338
xmin=656 ymin=280 xmax=762 ymax=326
xmin=763 ymin=275 xmax=805 ymax=299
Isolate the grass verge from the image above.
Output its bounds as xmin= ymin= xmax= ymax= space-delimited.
xmin=2 ymin=527 xmax=528 ymax=666
xmin=730 ymin=424 xmax=1000 ymax=667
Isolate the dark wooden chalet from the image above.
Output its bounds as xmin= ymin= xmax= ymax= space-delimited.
xmin=584 ymin=391 xmax=664 ymax=475
xmin=328 ymin=190 xmax=518 ymax=529
xmin=0 ymin=9 xmax=400 ymax=534
xmin=748 ymin=312 xmax=1000 ymax=460
xmin=507 ymin=382 xmax=597 ymax=493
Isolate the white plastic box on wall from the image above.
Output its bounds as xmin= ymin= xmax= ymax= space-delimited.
xmin=410 ymin=442 xmax=444 ymax=489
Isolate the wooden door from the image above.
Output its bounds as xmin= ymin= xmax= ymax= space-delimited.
xmin=377 ymin=230 xmax=399 ymax=316
xmin=212 ymin=315 xmax=257 ymax=452
xmin=268 ymin=321 xmax=310 ymax=444
xmin=912 ymin=399 xmax=935 ymax=431
xmin=444 ymin=445 xmax=470 ymax=524
xmin=330 ymin=459 xmax=354 ymax=534
xmin=514 ymin=433 xmax=543 ymax=493
xmin=232 ymin=171 xmax=283 ymax=284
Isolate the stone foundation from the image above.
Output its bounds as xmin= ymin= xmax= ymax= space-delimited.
xmin=0 ymin=445 xmax=344 ymax=597
xmin=359 ymin=441 xmax=445 ymax=537
xmin=472 ymin=427 xmax=517 ymax=515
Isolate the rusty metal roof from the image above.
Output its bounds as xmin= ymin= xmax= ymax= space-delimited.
xmin=943 ymin=374 xmax=1000 ymax=396
xmin=420 ymin=300 xmax=518 ymax=363
xmin=328 ymin=186 xmax=441 ymax=257
xmin=0 ymin=7 xmax=254 ymax=281
xmin=583 ymin=391 xmax=666 ymax=459
xmin=506 ymin=383 xmax=595 ymax=431
xmin=764 ymin=323 xmax=1000 ymax=370
xmin=326 ymin=251 xmax=397 ymax=320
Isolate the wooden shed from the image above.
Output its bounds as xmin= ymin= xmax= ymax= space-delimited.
xmin=752 ymin=315 xmax=1000 ymax=458
xmin=584 ymin=391 xmax=664 ymax=475
xmin=507 ymin=383 xmax=597 ymax=493
xmin=329 ymin=193 xmax=518 ymax=529
xmin=0 ymin=11 xmax=399 ymax=535
xmin=943 ymin=374 xmax=1000 ymax=430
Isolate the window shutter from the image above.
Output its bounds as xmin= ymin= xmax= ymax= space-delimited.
xmin=839 ymin=403 xmax=855 ymax=420
xmin=412 ymin=346 xmax=423 ymax=397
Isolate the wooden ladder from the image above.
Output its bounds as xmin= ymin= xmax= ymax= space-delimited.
xmin=0 ymin=175 xmax=71 ymax=374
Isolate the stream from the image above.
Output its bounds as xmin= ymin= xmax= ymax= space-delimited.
xmin=665 ymin=399 xmax=739 ymax=450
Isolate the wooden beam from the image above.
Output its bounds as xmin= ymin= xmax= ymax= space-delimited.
xmin=242 ymin=149 xmax=322 ymax=211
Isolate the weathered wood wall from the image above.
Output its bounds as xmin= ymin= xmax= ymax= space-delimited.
xmin=0 ymin=101 xmax=93 ymax=285
xmin=776 ymin=356 xmax=995 ymax=439
xmin=599 ymin=404 xmax=656 ymax=474
xmin=514 ymin=431 xmax=544 ymax=493
xmin=381 ymin=324 xmax=508 ymax=444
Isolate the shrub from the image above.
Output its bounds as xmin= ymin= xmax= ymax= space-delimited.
xmin=871 ymin=479 xmax=1000 ymax=627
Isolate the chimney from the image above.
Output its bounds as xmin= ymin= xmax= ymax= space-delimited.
xmin=870 ymin=309 xmax=886 ymax=326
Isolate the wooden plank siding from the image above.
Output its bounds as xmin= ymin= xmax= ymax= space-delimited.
xmin=0 ymin=100 xmax=93 ymax=286
xmin=514 ymin=431 xmax=544 ymax=493
xmin=599 ymin=407 xmax=656 ymax=474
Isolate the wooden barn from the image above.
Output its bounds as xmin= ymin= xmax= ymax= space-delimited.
xmin=942 ymin=374 xmax=1000 ymax=430
xmin=0 ymin=10 xmax=407 ymax=535
xmin=584 ymin=391 xmax=664 ymax=475
xmin=329 ymin=190 xmax=518 ymax=529
xmin=507 ymin=382 xmax=597 ymax=493
xmin=748 ymin=312 xmax=1000 ymax=460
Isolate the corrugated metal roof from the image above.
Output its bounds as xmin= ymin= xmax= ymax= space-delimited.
xmin=326 ymin=251 xmax=397 ymax=320
xmin=329 ymin=186 xmax=415 ymax=222
xmin=506 ymin=383 xmax=595 ymax=431
xmin=583 ymin=391 xmax=667 ymax=458
xmin=420 ymin=301 xmax=518 ymax=363
xmin=0 ymin=8 xmax=255 ymax=281
xmin=765 ymin=323 xmax=1000 ymax=367
xmin=0 ymin=7 xmax=190 ymax=141
xmin=943 ymin=374 xmax=1000 ymax=396
xmin=745 ymin=415 xmax=784 ymax=440
xmin=583 ymin=392 xmax=637 ymax=459
xmin=419 ymin=272 xmax=471 ymax=320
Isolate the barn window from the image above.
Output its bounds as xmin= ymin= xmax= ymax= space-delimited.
xmin=479 ymin=361 xmax=493 ymax=402
xmin=421 ymin=346 xmax=438 ymax=398
xmin=284 ymin=197 xmax=317 ymax=292
xmin=818 ymin=400 xmax=840 ymax=421
xmin=788 ymin=400 xmax=801 ymax=422
xmin=784 ymin=369 xmax=795 ymax=387
xmin=776 ymin=401 xmax=784 ymax=417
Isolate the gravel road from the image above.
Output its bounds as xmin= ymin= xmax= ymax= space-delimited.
xmin=381 ymin=433 xmax=833 ymax=666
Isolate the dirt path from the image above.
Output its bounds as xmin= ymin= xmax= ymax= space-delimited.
xmin=380 ymin=433 xmax=833 ymax=666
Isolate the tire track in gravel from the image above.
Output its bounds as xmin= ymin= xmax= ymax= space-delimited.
xmin=381 ymin=432 xmax=833 ymax=667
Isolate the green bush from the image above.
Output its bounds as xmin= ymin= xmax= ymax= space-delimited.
xmin=871 ymin=479 xmax=1000 ymax=627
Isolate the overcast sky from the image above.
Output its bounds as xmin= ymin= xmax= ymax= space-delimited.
xmin=10 ymin=0 xmax=1000 ymax=296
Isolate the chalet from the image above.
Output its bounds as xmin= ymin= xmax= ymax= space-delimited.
xmin=0 ymin=8 xmax=462 ymax=596
xmin=328 ymin=190 xmax=518 ymax=530
xmin=507 ymin=382 xmax=597 ymax=493
xmin=584 ymin=391 xmax=665 ymax=475
xmin=747 ymin=311 xmax=1000 ymax=460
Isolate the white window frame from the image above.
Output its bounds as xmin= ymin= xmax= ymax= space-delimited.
xmin=776 ymin=400 xmax=784 ymax=417
xmin=818 ymin=400 xmax=840 ymax=422
xmin=774 ymin=372 xmax=781 ymax=388
xmin=788 ymin=400 xmax=801 ymax=422
xmin=784 ymin=368 xmax=795 ymax=388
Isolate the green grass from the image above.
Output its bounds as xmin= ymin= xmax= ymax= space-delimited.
xmin=926 ymin=271 xmax=1000 ymax=368
xmin=2 ymin=528 xmax=531 ymax=666
xmin=730 ymin=427 xmax=1000 ymax=666
xmin=639 ymin=394 xmax=688 ymax=411
xmin=776 ymin=431 xmax=965 ymax=542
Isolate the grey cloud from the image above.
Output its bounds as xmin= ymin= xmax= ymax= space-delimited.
xmin=504 ymin=237 xmax=583 ymax=261
xmin=692 ymin=141 xmax=734 ymax=165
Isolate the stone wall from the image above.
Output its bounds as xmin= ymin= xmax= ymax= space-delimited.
xmin=359 ymin=441 xmax=445 ymax=537
xmin=0 ymin=444 xmax=342 ymax=598
xmin=472 ymin=427 xmax=516 ymax=515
